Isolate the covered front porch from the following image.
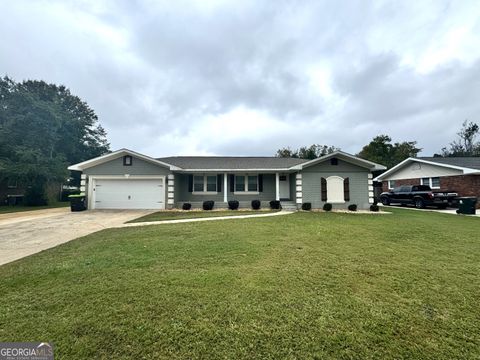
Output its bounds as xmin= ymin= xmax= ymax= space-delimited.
xmin=171 ymin=172 xmax=299 ymax=209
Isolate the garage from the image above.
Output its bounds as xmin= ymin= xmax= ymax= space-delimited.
xmin=92 ymin=178 xmax=165 ymax=210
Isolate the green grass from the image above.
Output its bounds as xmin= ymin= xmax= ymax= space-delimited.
xmin=128 ymin=209 xmax=280 ymax=223
xmin=0 ymin=201 xmax=69 ymax=214
xmin=1 ymin=208 xmax=479 ymax=359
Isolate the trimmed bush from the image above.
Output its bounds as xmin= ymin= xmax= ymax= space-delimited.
xmin=370 ymin=204 xmax=379 ymax=212
xmin=348 ymin=204 xmax=357 ymax=212
xmin=182 ymin=203 xmax=192 ymax=210
xmin=323 ymin=203 xmax=332 ymax=211
xmin=301 ymin=202 xmax=312 ymax=211
xmin=203 ymin=201 xmax=214 ymax=211
xmin=251 ymin=200 xmax=261 ymax=210
xmin=269 ymin=200 xmax=281 ymax=210
xmin=228 ymin=200 xmax=239 ymax=210
xmin=25 ymin=183 xmax=48 ymax=206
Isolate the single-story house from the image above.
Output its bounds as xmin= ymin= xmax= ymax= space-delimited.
xmin=374 ymin=157 xmax=480 ymax=207
xmin=67 ymin=149 xmax=385 ymax=210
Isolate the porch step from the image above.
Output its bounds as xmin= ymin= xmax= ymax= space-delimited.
xmin=280 ymin=201 xmax=298 ymax=211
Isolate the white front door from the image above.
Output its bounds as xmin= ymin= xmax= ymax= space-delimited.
xmin=93 ymin=178 xmax=165 ymax=209
xmin=279 ymin=174 xmax=290 ymax=200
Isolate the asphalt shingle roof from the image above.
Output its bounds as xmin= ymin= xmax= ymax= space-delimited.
xmin=157 ymin=156 xmax=308 ymax=170
xmin=418 ymin=157 xmax=480 ymax=170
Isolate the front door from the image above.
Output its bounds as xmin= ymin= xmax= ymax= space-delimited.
xmin=279 ymin=174 xmax=290 ymax=200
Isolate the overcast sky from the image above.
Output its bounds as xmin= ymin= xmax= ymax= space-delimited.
xmin=1 ymin=0 xmax=480 ymax=156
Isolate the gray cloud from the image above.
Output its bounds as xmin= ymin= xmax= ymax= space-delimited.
xmin=1 ymin=0 xmax=480 ymax=157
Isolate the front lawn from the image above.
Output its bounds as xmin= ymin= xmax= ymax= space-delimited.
xmin=0 ymin=209 xmax=479 ymax=359
xmin=128 ymin=209 xmax=280 ymax=223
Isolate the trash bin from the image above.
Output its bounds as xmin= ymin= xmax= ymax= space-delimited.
xmin=69 ymin=194 xmax=87 ymax=212
xmin=456 ymin=197 xmax=477 ymax=215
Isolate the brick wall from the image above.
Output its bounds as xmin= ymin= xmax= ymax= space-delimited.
xmin=382 ymin=175 xmax=480 ymax=208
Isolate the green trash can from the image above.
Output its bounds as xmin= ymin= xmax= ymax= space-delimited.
xmin=69 ymin=194 xmax=87 ymax=212
xmin=456 ymin=197 xmax=477 ymax=215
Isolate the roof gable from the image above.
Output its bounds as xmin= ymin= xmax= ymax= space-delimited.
xmin=374 ymin=157 xmax=480 ymax=181
xmin=68 ymin=149 xmax=180 ymax=171
xmin=291 ymin=151 xmax=386 ymax=171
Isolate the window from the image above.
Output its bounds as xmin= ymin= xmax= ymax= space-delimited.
xmin=248 ymin=176 xmax=258 ymax=191
xmin=330 ymin=158 xmax=338 ymax=166
xmin=420 ymin=177 xmax=440 ymax=189
xmin=193 ymin=175 xmax=217 ymax=193
xmin=279 ymin=175 xmax=287 ymax=181
xmin=388 ymin=180 xmax=396 ymax=189
xmin=235 ymin=175 xmax=245 ymax=192
xmin=7 ymin=178 xmax=17 ymax=189
xmin=123 ymin=155 xmax=132 ymax=166
xmin=206 ymin=176 xmax=217 ymax=192
xmin=235 ymin=175 xmax=259 ymax=193
xmin=193 ymin=176 xmax=204 ymax=192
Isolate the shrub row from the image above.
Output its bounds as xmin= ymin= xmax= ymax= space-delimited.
xmin=181 ymin=200 xmax=281 ymax=211
xmin=299 ymin=202 xmax=379 ymax=212
xmin=180 ymin=201 xmax=380 ymax=212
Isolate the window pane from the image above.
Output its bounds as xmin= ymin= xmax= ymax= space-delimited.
xmin=389 ymin=180 xmax=396 ymax=188
xmin=235 ymin=176 xmax=245 ymax=192
xmin=421 ymin=178 xmax=430 ymax=186
xmin=248 ymin=176 xmax=258 ymax=191
xmin=194 ymin=176 xmax=204 ymax=192
xmin=431 ymin=177 xmax=440 ymax=188
xmin=206 ymin=176 xmax=217 ymax=192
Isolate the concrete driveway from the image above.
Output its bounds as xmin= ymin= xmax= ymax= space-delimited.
xmin=0 ymin=208 xmax=153 ymax=266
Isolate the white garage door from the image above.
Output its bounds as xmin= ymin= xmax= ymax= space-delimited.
xmin=93 ymin=178 xmax=165 ymax=209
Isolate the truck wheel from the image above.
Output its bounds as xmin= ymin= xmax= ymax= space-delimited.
xmin=381 ymin=197 xmax=390 ymax=206
xmin=414 ymin=198 xmax=425 ymax=209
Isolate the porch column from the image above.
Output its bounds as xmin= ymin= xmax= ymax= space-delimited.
xmin=275 ymin=172 xmax=280 ymax=201
xmin=223 ymin=173 xmax=228 ymax=203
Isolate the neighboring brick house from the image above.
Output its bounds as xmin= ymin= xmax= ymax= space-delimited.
xmin=374 ymin=157 xmax=480 ymax=208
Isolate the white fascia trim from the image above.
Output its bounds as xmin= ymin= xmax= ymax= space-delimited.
xmin=176 ymin=168 xmax=293 ymax=172
xmin=68 ymin=148 xmax=182 ymax=171
xmin=289 ymin=151 xmax=386 ymax=171
xmin=373 ymin=157 xmax=476 ymax=181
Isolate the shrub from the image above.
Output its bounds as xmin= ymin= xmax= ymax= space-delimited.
xmin=25 ymin=183 xmax=48 ymax=206
xmin=228 ymin=200 xmax=239 ymax=210
xmin=370 ymin=204 xmax=379 ymax=212
xmin=202 ymin=200 xmax=214 ymax=211
xmin=323 ymin=203 xmax=332 ymax=211
xmin=269 ymin=200 xmax=281 ymax=210
xmin=182 ymin=203 xmax=192 ymax=210
xmin=301 ymin=202 xmax=312 ymax=211
xmin=251 ymin=200 xmax=261 ymax=210
xmin=348 ymin=204 xmax=357 ymax=212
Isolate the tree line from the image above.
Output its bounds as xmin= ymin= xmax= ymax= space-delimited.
xmin=0 ymin=77 xmax=109 ymax=204
xmin=276 ymin=120 xmax=479 ymax=169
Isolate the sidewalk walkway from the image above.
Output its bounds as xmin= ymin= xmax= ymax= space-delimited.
xmin=121 ymin=210 xmax=294 ymax=227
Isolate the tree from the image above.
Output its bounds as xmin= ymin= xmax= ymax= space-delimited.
xmin=440 ymin=120 xmax=480 ymax=157
xmin=357 ymin=135 xmax=421 ymax=169
xmin=0 ymin=76 xmax=110 ymax=203
xmin=276 ymin=144 xmax=339 ymax=159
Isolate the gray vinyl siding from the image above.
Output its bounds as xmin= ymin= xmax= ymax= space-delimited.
xmin=83 ymin=156 xmax=171 ymax=176
xmin=301 ymin=160 xmax=370 ymax=209
xmin=174 ymin=173 xmax=277 ymax=209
